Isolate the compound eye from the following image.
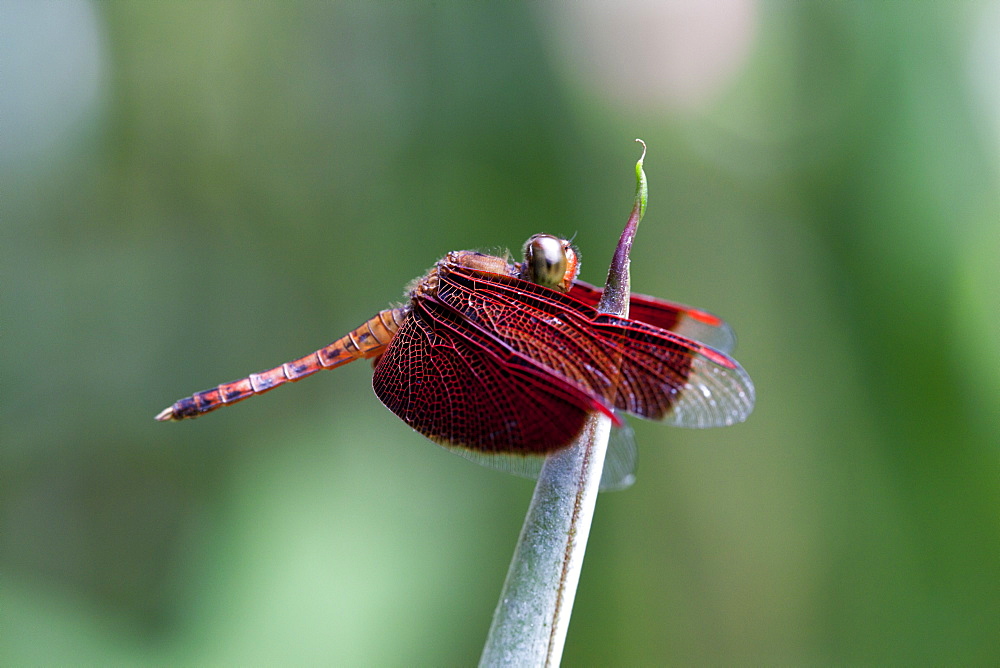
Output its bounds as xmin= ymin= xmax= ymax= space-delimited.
xmin=521 ymin=234 xmax=578 ymax=292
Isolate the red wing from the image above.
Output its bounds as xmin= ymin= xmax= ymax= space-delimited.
xmin=568 ymin=279 xmax=736 ymax=354
xmin=371 ymin=297 xmax=618 ymax=455
xmin=588 ymin=312 xmax=754 ymax=427
xmin=440 ymin=267 xmax=754 ymax=428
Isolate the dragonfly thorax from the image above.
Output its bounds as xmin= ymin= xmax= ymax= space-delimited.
xmin=410 ymin=250 xmax=516 ymax=299
xmin=409 ymin=236 xmax=580 ymax=301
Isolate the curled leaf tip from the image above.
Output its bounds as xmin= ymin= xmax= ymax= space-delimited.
xmin=598 ymin=139 xmax=649 ymax=316
xmin=634 ymin=139 xmax=648 ymax=220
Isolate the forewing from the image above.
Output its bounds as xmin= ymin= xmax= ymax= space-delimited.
xmin=440 ymin=268 xmax=754 ymax=428
xmin=569 ymin=279 xmax=736 ymax=353
xmin=371 ymin=298 xmax=615 ymax=455
xmin=589 ymin=313 xmax=754 ymax=427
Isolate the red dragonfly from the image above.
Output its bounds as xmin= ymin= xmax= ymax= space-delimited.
xmin=157 ymin=235 xmax=754 ymax=487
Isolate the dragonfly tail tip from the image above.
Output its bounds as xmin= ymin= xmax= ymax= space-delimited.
xmin=154 ymin=407 xmax=177 ymax=422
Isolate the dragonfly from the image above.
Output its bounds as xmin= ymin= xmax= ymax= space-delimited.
xmin=157 ymin=234 xmax=754 ymax=488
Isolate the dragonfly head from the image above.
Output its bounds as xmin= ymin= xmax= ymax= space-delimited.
xmin=520 ymin=234 xmax=579 ymax=293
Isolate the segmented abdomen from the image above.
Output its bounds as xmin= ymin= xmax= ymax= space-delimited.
xmin=155 ymin=307 xmax=407 ymax=421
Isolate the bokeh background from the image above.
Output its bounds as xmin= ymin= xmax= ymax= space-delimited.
xmin=3 ymin=1 xmax=999 ymax=664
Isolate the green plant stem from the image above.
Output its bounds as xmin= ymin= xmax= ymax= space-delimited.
xmin=479 ymin=412 xmax=612 ymax=667
xmin=480 ymin=141 xmax=647 ymax=667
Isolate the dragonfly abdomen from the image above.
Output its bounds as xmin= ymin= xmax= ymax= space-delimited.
xmin=155 ymin=307 xmax=407 ymax=421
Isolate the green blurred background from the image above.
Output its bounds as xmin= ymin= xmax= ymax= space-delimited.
xmin=3 ymin=1 xmax=999 ymax=664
